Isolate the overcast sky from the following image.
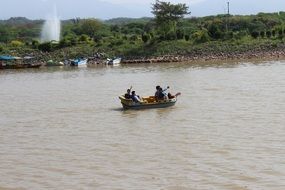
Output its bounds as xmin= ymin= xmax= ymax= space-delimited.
xmin=1 ymin=0 xmax=284 ymax=20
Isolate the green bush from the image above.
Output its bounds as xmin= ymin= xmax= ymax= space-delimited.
xmin=192 ymin=29 xmax=210 ymax=43
xmin=176 ymin=29 xmax=184 ymax=40
xmin=251 ymin=31 xmax=259 ymax=39
xmin=208 ymin=24 xmax=223 ymax=39
xmin=142 ymin=33 xmax=150 ymax=43
xmin=260 ymin=31 xmax=265 ymax=38
xmin=272 ymin=30 xmax=276 ymax=37
xmin=129 ymin=35 xmax=139 ymax=41
xmin=11 ymin=40 xmax=24 ymax=47
xmin=38 ymin=42 xmax=52 ymax=52
xmin=78 ymin=34 xmax=90 ymax=42
xmin=266 ymin=31 xmax=272 ymax=38
xmin=278 ymin=28 xmax=283 ymax=36
xmin=184 ymin=34 xmax=190 ymax=41
xmin=165 ymin=31 xmax=177 ymax=40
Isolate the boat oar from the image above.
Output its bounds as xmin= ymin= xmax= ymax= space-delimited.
xmin=175 ymin=92 xmax=181 ymax=97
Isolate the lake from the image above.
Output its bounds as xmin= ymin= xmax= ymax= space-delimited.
xmin=0 ymin=60 xmax=285 ymax=190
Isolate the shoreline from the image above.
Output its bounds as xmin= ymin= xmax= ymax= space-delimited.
xmin=121 ymin=49 xmax=285 ymax=64
xmin=3 ymin=44 xmax=285 ymax=68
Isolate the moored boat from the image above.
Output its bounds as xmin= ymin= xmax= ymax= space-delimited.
xmin=0 ymin=55 xmax=42 ymax=69
xmin=70 ymin=58 xmax=88 ymax=67
xmin=46 ymin=60 xmax=64 ymax=66
xmin=107 ymin=57 xmax=121 ymax=66
xmin=119 ymin=95 xmax=178 ymax=109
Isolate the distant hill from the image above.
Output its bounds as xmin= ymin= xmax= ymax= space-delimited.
xmin=104 ymin=17 xmax=153 ymax=25
xmin=0 ymin=17 xmax=153 ymax=26
xmin=0 ymin=17 xmax=42 ymax=26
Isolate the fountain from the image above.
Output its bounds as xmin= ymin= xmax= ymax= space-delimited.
xmin=40 ymin=6 xmax=61 ymax=42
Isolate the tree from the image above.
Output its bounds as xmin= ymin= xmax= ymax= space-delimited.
xmin=142 ymin=33 xmax=150 ymax=43
xmin=152 ymin=0 xmax=190 ymax=23
xmin=152 ymin=0 xmax=190 ymax=39
xmin=79 ymin=19 xmax=102 ymax=39
xmin=208 ymin=24 xmax=223 ymax=39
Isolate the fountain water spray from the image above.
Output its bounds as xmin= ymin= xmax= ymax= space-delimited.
xmin=40 ymin=6 xmax=61 ymax=42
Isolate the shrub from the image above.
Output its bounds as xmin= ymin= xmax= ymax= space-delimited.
xmin=278 ymin=28 xmax=283 ymax=36
xmin=266 ymin=31 xmax=272 ymax=38
xmin=233 ymin=31 xmax=248 ymax=40
xmin=225 ymin=31 xmax=234 ymax=40
xmin=129 ymin=35 xmax=139 ymax=41
xmin=192 ymin=29 xmax=210 ymax=43
xmin=176 ymin=29 xmax=184 ymax=40
xmin=165 ymin=31 xmax=176 ymax=40
xmin=38 ymin=42 xmax=52 ymax=52
xmin=272 ymin=30 xmax=276 ymax=37
xmin=59 ymin=38 xmax=72 ymax=48
xmin=142 ymin=33 xmax=150 ymax=43
xmin=10 ymin=40 xmax=24 ymax=47
xmin=184 ymin=34 xmax=190 ymax=41
xmin=260 ymin=31 xmax=265 ymax=38
xmin=78 ymin=34 xmax=89 ymax=42
xmin=31 ymin=40 xmax=39 ymax=48
xmin=208 ymin=24 xmax=223 ymax=39
xmin=250 ymin=31 xmax=259 ymax=39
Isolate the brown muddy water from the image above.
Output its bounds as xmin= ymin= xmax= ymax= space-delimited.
xmin=0 ymin=60 xmax=285 ymax=190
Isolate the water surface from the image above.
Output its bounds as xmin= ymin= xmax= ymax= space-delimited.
xmin=0 ymin=61 xmax=285 ymax=190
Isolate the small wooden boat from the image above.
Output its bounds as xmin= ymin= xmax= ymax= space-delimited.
xmin=119 ymin=95 xmax=179 ymax=109
xmin=0 ymin=55 xmax=42 ymax=69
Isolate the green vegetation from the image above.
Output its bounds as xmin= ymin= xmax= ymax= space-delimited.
xmin=1 ymin=1 xmax=285 ymax=60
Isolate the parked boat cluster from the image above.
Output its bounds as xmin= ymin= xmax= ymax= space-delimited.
xmin=0 ymin=55 xmax=122 ymax=69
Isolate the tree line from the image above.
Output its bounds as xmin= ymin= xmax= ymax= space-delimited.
xmin=1 ymin=0 xmax=285 ymax=55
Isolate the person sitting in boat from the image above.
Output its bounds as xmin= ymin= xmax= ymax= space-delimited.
xmin=163 ymin=86 xmax=176 ymax=99
xmin=154 ymin=85 xmax=161 ymax=101
xmin=157 ymin=86 xmax=170 ymax=100
xmin=168 ymin=92 xmax=175 ymax=99
xmin=124 ymin=86 xmax=132 ymax=99
xmin=131 ymin=91 xmax=141 ymax=103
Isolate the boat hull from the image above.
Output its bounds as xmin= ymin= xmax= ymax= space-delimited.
xmin=0 ymin=63 xmax=42 ymax=69
xmin=119 ymin=96 xmax=177 ymax=110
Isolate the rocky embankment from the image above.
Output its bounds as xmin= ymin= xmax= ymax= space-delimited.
xmin=122 ymin=48 xmax=285 ymax=64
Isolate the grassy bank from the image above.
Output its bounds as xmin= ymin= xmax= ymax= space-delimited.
xmin=2 ymin=37 xmax=285 ymax=63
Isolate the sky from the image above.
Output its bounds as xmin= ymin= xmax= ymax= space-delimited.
xmin=0 ymin=0 xmax=284 ymax=20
